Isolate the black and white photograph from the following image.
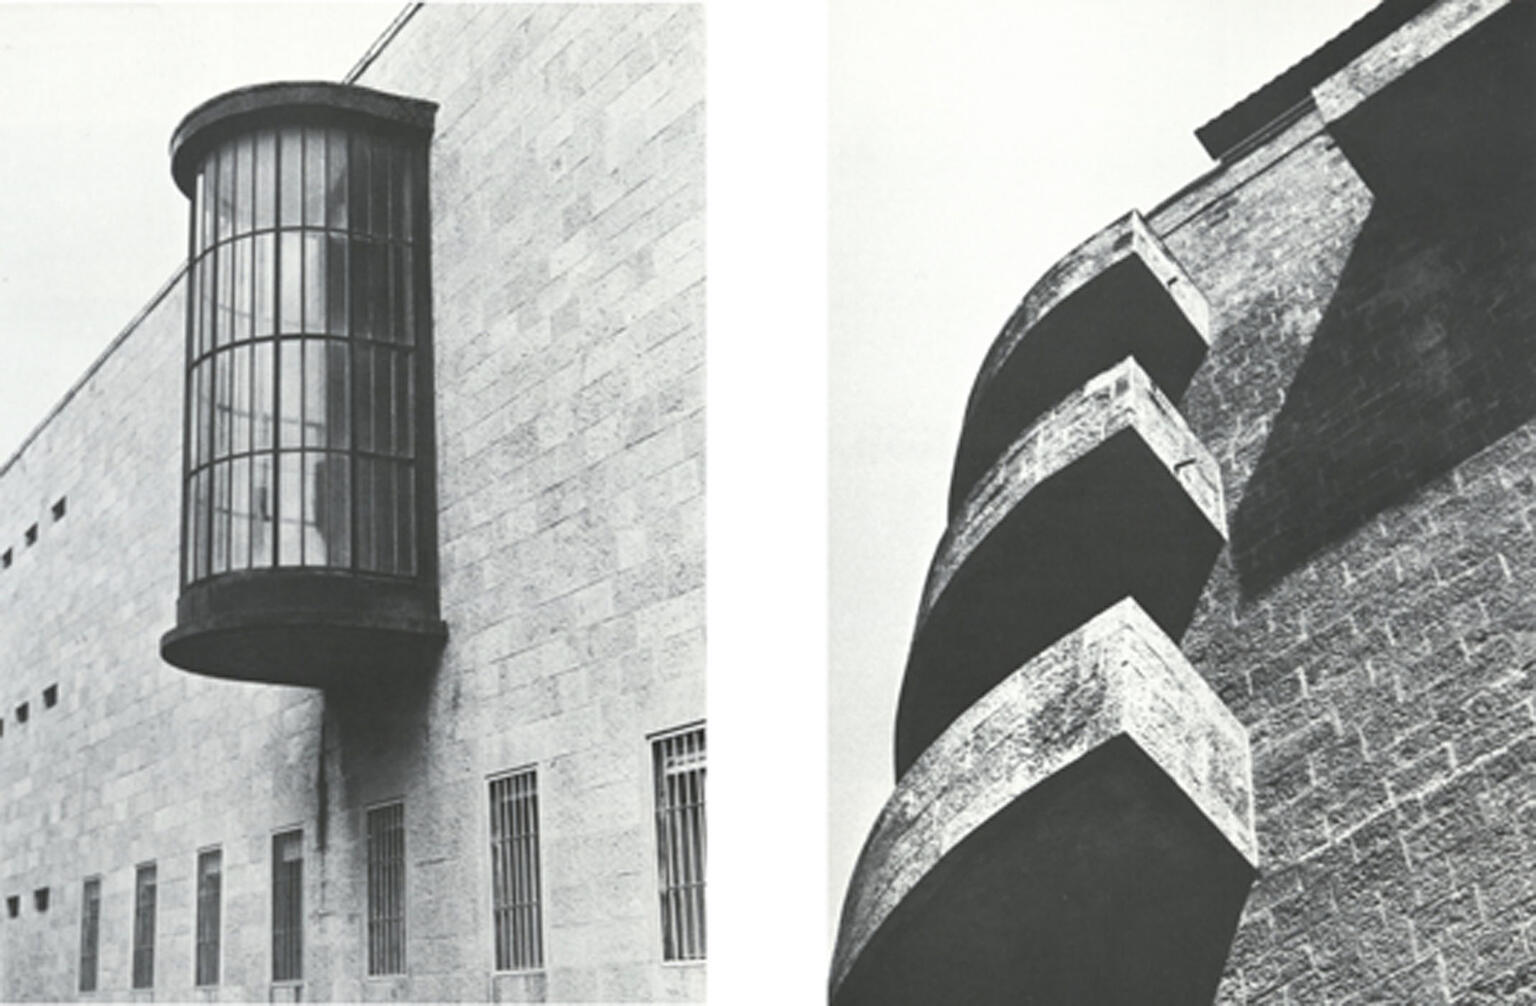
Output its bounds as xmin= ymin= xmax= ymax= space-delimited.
xmin=0 ymin=5 xmax=704 ymax=1001
xmin=829 ymin=0 xmax=1535 ymax=1003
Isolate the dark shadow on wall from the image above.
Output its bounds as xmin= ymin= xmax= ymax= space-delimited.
xmin=1230 ymin=5 xmax=1536 ymax=600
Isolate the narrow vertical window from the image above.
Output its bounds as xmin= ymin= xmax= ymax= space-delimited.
xmin=366 ymin=802 xmax=406 ymax=975
xmin=272 ymin=829 xmax=303 ymax=982
xmin=653 ymin=725 xmax=706 ymax=961
xmin=78 ymin=877 xmax=101 ymax=993
xmin=489 ymin=768 xmax=542 ymax=971
xmin=195 ymin=848 xmax=222 ymax=986
xmin=133 ymin=862 xmax=157 ymax=988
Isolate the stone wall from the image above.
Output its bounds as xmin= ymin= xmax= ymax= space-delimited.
xmin=1149 ymin=2 xmax=1535 ymax=1001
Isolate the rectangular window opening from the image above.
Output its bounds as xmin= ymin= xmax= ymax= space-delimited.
xmin=195 ymin=848 xmax=223 ymax=986
xmin=653 ymin=724 xmax=706 ymax=962
xmin=5 ymin=895 xmax=18 ymax=919
xmin=15 ymin=703 xmax=27 ymax=725
xmin=42 ymin=684 xmax=57 ymax=709
xmin=489 ymin=767 xmax=543 ymax=972
xmin=52 ymin=497 xmax=66 ymax=521
xmin=79 ymin=877 xmax=101 ymax=992
xmin=33 ymin=887 xmax=48 ymax=912
xmin=2 ymin=548 xmax=11 ymax=569
xmin=133 ymin=862 xmax=157 ymax=989
xmin=23 ymin=524 xmax=36 ymax=546
xmin=366 ymin=802 xmax=406 ymax=976
xmin=272 ymin=829 xmax=303 ymax=982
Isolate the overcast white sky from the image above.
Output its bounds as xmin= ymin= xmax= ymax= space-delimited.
xmin=0 ymin=4 xmax=400 ymax=464
xmin=828 ymin=0 xmax=1378 ymax=946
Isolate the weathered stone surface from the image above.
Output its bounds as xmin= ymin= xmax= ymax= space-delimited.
xmin=833 ymin=599 xmax=1255 ymax=1006
xmin=948 ymin=210 xmax=1209 ymax=517
xmin=897 ymin=358 xmax=1226 ymax=775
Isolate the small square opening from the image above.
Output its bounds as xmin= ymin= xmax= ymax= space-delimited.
xmin=42 ymin=685 xmax=57 ymax=709
xmin=14 ymin=703 xmax=27 ymax=724
xmin=32 ymin=888 xmax=48 ymax=912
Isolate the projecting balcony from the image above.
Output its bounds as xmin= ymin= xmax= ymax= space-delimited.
xmin=947 ymin=211 xmax=1209 ymax=518
xmin=896 ymin=357 xmax=1225 ymax=776
xmin=833 ymin=599 xmax=1256 ymax=1006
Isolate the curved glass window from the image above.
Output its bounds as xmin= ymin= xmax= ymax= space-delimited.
xmin=183 ymin=125 xmax=422 ymax=585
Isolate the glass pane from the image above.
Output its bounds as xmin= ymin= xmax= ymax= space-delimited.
xmin=279 ymin=339 xmax=303 ymax=449
xmin=255 ymin=130 xmax=275 ymax=231
xmin=195 ymin=359 xmax=212 ymax=467
xmin=372 ymin=457 xmax=397 ymax=572
xmin=373 ymin=347 xmax=394 ymax=455
xmin=327 ymin=235 xmax=349 ymax=337
xmin=188 ymin=360 xmax=202 ymax=469
xmin=192 ymin=468 xmax=209 ymax=581
xmin=303 ymin=339 xmax=340 ymax=448
xmin=279 ymin=451 xmax=303 ymax=565
xmin=216 ymin=244 xmax=233 ymax=349
xmin=280 ymin=231 xmax=302 ymax=334
xmin=194 ymin=255 xmax=207 ymax=359
xmin=391 ymin=142 xmax=408 ymax=242
xmin=193 ymin=172 xmax=205 ymax=255
xmin=327 ymin=129 xmax=348 ymax=231
xmin=396 ymin=462 xmax=415 ymax=575
xmin=251 ymin=453 xmax=275 ymax=567
xmin=303 ymin=231 xmax=326 ymax=334
xmin=354 ymin=343 xmax=375 ymax=453
xmin=200 ymin=165 xmax=214 ymax=254
xmin=328 ymin=340 xmax=350 ymax=448
xmin=304 ymin=127 xmax=325 ymax=227
xmin=279 ymin=127 xmax=302 ymax=227
xmin=305 ymin=451 xmax=350 ymax=567
xmin=394 ymin=352 xmax=413 ymax=456
xmin=252 ymin=341 xmax=275 ymax=450
xmin=254 ymin=233 xmax=275 ymax=337
xmin=232 ymin=237 xmax=252 ymax=343
xmin=216 ymin=142 xmax=235 ymax=243
xmin=396 ymin=246 xmax=414 ymax=346
xmin=211 ymin=459 xmax=230 ymax=575
xmin=230 ymin=455 xmax=250 ymax=571
xmin=370 ymin=139 xmax=389 ymax=239
xmin=212 ymin=351 xmax=231 ymax=458
xmin=232 ymin=342 xmax=251 ymax=454
xmin=351 ymin=134 xmax=372 ymax=236
xmin=356 ymin=456 xmax=376 ymax=571
xmin=235 ymin=134 xmax=253 ymax=236
xmin=350 ymin=240 xmax=380 ymax=341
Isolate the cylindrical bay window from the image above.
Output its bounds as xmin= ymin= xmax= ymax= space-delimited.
xmin=161 ymin=83 xmax=445 ymax=687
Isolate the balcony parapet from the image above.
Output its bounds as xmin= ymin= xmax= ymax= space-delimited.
xmin=897 ymin=357 xmax=1225 ymax=775
xmin=832 ymin=599 xmax=1256 ymax=1006
xmin=948 ymin=211 xmax=1210 ymax=518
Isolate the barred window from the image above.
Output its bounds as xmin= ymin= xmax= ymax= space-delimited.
xmin=272 ymin=829 xmax=303 ymax=981
xmin=653 ymin=725 xmax=706 ymax=961
xmin=489 ymin=768 xmax=542 ymax=971
xmin=132 ymin=863 xmax=157 ymax=988
xmin=195 ymin=848 xmax=222 ymax=986
xmin=78 ymin=877 xmax=101 ymax=993
xmin=366 ymin=802 xmax=406 ymax=975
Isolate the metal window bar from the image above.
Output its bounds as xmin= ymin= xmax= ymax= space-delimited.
xmin=195 ymin=848 xmax=222 ymax=986
xmin=653 ymin=726 xmax=706 ymax=961
xmin=489 ymin=769 xmax=543 ymax=971
xmin=132 ymin=863 xmax=157 ymax=988
xmin=272 ymin=830 xmax=303 ymax=981
xmin=366 ymin=802 xmax=406 ymax=975
xmin=78 ymin=877 xmax=100 ymax=993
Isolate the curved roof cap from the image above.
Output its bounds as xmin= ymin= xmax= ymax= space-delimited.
xmin=170 ymin=81 xmax=438 ymax=197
